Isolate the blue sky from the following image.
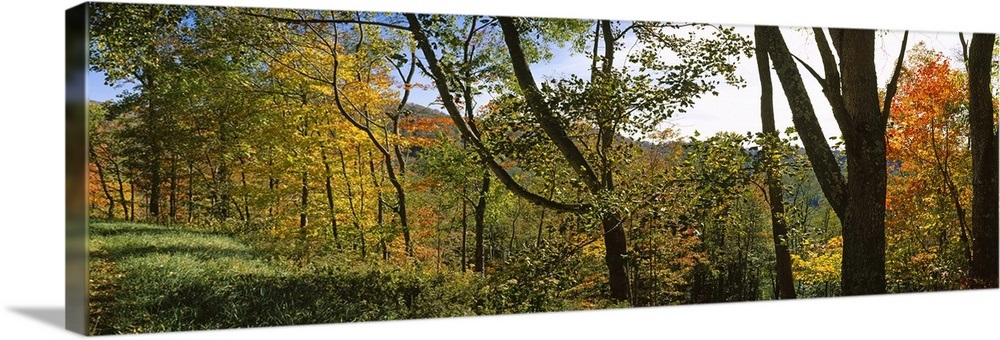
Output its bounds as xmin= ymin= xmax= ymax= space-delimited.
xmin=87 ymin=70 xmax=134 ymax=102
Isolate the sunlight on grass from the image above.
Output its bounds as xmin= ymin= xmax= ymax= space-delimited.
xmin=87 ymin=222 xmax=486 ymax=335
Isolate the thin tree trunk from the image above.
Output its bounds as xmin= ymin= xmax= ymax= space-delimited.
xmin=268 ymin=159 xmax=276 ymax=218
xmin=187 ymin=163 xmax=194 ymax=223
xmin=755 ymin=26 xmax=797 ymax=299
xmin=969 ymin=33 xmax=998 ymax=288
xmin=757 ymin=26 xmax=847 ymax=221
xmin=149 ymin=157 xmax=162 ymax=221
xmin=504 ymin=16 xmax=632 ymax=301
xmin=111 ymin=159 xmax=128 ymax=220
xmin=509 ymin=197 xmax=521 ymax=251
xmin=322 ymin=149 xmax=340 ymax=248
xmin=129 ymin=181 xmax=136 ymax=221
xmin=168 ymin=156 xmax=178 ymax=222
xmin=338 ymin=146 xmax=366 ymax=259
xmin=239 ymin=159 xmax=250 ymax=223
xmin=217 ymin=163 xmax=231 ymax=220
xmin=369 ymin=154 xmax=386 ymax=256
xmin=91 ymin=149 xmax=115 ymax=219
xmin=461 ymin=188 xmax=468 ymax=272
xmin=300 ymin=171 xmax=308 ymax=229
xmin=328 ymin=23 xmax=412 ymax=257
xmin=474 ymin=170 xmax=490 ymax=273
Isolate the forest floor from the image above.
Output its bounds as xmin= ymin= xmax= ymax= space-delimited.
xmin=86 ymin=222 xmax=503 ymax=335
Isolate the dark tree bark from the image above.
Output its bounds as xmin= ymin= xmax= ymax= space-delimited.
xmin=833 ymin=29 xmax=889 ymax=295
xmin=754 ymin=26 xmax=796 ymax=299
xmin=268 ymin=159 xmax=276 ymax=218
xmin=129 ymin=181 xmax=136 ymax=221
xmin=113 ymin=161 xmax=128 ymax=220
xmin=968 ymin=33 xmax=998 ymax=288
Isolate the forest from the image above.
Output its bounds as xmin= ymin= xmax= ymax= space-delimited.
xmin=84 ymin=2 xmax=999 ymax=334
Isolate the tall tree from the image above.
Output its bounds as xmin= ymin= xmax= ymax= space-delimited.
xmin=885 ymin=47 xmax=972 ymax=291
xmin=754 ymin=26 xmax=796 ymax=299
xmin=967 ymin=33 xmax=998 ymax=288
xmin=758 ymin=26 xmax=908 ymax=295
xmin=89 ymin=3 xmax=191 ymax=221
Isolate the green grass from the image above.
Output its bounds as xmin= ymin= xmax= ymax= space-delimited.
xmin=87 ymin=222 xmax=485 ymax=335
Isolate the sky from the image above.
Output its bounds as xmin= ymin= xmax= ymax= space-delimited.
xmin=87 ymin=20 xmax=968 ymax=145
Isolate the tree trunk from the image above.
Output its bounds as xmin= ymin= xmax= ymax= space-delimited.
xmin=461 ymin=187 xmax=468 ymax=272
xmin=148 ymin=155 xmax=162 ymax=221
xmin=215 ymin=163 xmax=231 ymax=220
xmin=299 ymin=171 xmax=308 ymax=229
xmin=168 ymin=156 xmax=178 ymax=222
xmin=757 ymin=26 xmax=847 ymax=221
xmin=474 ymin=170 xmax=490 ymax=273
xmin=91 ymin=149 xmax=115 ymax=219
xmin=129 ymin=181 xmax=135 ymax=221
xmin=602 ymin=213 xmax=631 ymax=301
xmin=187 ymin=163 xmax=194 ymax=223
xmin=322 ymin=149 xmax=340 ymax=248
xmin=268 ymin=159 xmax=276 ymax=218
xmin=969 ymin=33 xmax=998 ymax=288
xmin=327 ymin=23 xmax=412 ymax=258
xmin=762 ymin=26 xmax=893 ymax=295
xmin=498 ymin=16 xmax=631 ymax=301
xmin=754 ymin=26 xmax=797 ymax=299
xmin=338 ymin=146 xmax=366 ymax=259
xmin=833 ymin=28 xmax=887 ymax=295
xmin=112 ymin=159 xmax=129 ymax=220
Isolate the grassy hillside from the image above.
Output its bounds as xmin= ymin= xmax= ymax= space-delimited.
xmin=87 ymin=222 xmax=492 ymax=335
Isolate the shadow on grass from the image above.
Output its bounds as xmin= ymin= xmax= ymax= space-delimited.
xmin=98 ymin=271 xmax=460 ymax=334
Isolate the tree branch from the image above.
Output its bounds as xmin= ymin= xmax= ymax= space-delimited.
xmin=405 ymin=13 xmax=587 ymax=212
xmin=881 ymin=30 xmax=909 ymax=123
xmin=812 ymin=27 xmax=853 ymax=142
xmin=790 ymin=53 xmax=826 ymax=87
xmin=758 ymin=25 xmax=847 ymax=220
xmin=498 ymin=16 xmax=603 ymax=193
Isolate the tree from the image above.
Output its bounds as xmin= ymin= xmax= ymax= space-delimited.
xmin=885 ymin=46 xmax=971 ymax=291
xmin=407 ymin=14 xmax=751 ymax=301
xmin=754 ymin=26 xmax=796 ymax=299
xmin=757 ymin=26 xmax=908 ymax=295
xmin=89 ymin=3 xmax=192 ymax=221
xmin=967 ymin=33 xmax=998 ymax=288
